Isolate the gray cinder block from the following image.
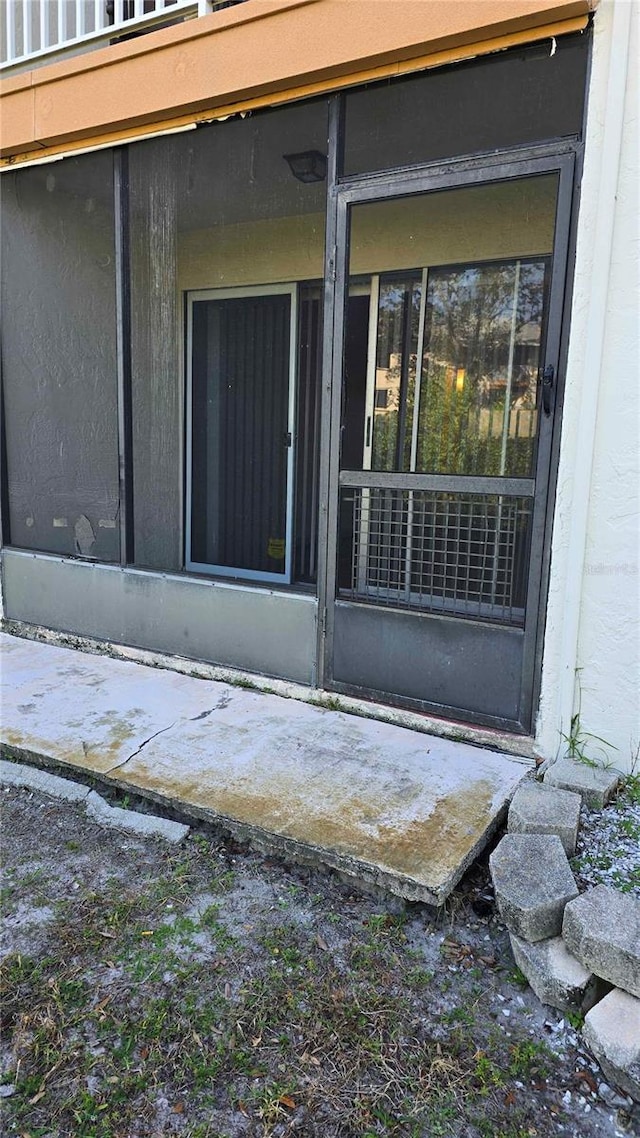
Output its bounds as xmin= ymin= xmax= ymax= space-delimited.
xmin=543 ymin=756 xmax=620 ymax=808
xmin=563 ymin=886 xmax=640 ymax=999
xmin=509 ymin=933 xmax=604 ymax=1014
xmin=583 ymin=989 xmax=640 ymax=1103
xmin=489 ymin=833 xmax=578 ymax=942
xmin=508 ymin=781 xmax=581 ymax=855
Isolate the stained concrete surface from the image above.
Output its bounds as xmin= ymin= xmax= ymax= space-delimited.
xmin=1 ymin=632 xmax=528 ymax=903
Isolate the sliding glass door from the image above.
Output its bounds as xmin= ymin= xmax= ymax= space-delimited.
xmin=187 ymin=285 xmax=297 ymax=582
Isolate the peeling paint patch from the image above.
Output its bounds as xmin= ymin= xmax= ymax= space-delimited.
xmin=74 ymin=515 xmax=96 ymax=556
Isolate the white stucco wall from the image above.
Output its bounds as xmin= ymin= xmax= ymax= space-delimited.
xmin=537 ymin=0 xmax=639 ymax=772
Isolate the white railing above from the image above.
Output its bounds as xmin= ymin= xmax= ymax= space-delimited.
xmin=1 ymin=1 xmax=245 ymax=74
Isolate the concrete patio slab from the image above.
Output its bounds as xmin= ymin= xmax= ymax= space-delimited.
xmin=0 ymin=632 xmax=528 ymax=903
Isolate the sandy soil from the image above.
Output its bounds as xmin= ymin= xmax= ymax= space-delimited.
xmin=1 ymin=784 xmax=637 ymax=1138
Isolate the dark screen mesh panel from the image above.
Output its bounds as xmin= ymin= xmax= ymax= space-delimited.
xmin=0 ymin=153 xmax=120 ymax=561
xmin=417 ymin=258 xmax=548 ymax=478
xmin=343 ymin=31 xmax=589 ymax=177
xmin=173 ymin=98 xmax=328 ymax=583
xmin=129 ymin=139 xmax=181 ymax=571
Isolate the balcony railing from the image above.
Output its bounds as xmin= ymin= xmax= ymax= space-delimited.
xmin=1 ymin=1 xmax=247 ymax=74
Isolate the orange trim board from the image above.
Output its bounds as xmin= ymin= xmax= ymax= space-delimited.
xmin=0 ymin=15 xmax=588 ymax=171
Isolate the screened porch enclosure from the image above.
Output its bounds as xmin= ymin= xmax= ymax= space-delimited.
xmin=0 ymin=31 xmax=589 ymax=727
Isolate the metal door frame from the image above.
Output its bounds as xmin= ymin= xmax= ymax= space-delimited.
xmin=317 ymin=139 xmax=576 ymax=732
xmin=185 ymin=282 xmax=298 ymax=584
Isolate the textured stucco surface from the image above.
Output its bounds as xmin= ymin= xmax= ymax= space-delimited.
xmin=573 ymin=0 xmax=640 ymax=767
xmin=537 ymin=0 xmax=639 ymax=771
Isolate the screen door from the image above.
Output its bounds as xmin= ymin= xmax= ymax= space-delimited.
xmin=325 ymin=160 xmax=573 ymax=731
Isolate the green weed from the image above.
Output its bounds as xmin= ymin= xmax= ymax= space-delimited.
xmin=561 ymin=671 xmax=617 ymax=768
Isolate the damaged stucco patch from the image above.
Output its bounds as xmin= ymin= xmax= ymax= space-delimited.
xmin=74 ymin=514 xmax=96 ymax=556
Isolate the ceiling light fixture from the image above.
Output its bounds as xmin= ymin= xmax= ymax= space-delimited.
xmin=283 ymin=150 xmax=327 ymax=184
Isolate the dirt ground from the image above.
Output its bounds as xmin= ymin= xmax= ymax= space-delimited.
xmin=1 ymin=784 xmax=637 ymax=1138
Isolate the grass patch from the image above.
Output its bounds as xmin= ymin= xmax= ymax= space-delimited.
xmin=2 ymin=798 xmax=603 ymax=1138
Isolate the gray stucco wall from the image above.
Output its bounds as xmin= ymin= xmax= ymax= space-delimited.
xmin=129 ymin=140 xmax=182 ymax=571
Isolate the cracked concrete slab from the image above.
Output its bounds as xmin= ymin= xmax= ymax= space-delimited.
xmin=1 ymin=632 xmax=528 ymax=903
xmin=2 ymin=632 xmax=231 ymax=773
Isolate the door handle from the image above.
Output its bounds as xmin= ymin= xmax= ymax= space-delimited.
xmin=284 ymin=431 xmax=292 ymax=447
xmin=541 ymin=365 xmax=555 ymax=416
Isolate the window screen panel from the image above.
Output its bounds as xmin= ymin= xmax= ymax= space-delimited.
xmin=1 ymin=153 xmax=120 ymax=561
xmin=343 ymin=32 xmax=589 ymax=177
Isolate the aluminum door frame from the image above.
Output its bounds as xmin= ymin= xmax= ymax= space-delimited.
xmin=319 ymin=149 xmax=575 ymax=732
xmin=185 ymin=283 xmax=298 ymax=584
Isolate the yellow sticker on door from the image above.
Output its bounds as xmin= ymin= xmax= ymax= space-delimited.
xmin=268 ymin=537 xmax=285 ymax=560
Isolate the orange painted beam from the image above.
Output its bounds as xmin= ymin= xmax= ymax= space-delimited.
xmin=0 ymin=73 xmax=38 ymax=155
xmin=1 ymin=0 xmax=594 ymax=160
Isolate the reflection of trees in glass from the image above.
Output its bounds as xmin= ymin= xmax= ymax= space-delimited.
xmin=417 ymin=259 xmax=547 ymax=477
xmin=351 ymin=258 xmax=547 ymax=615
xmin=369 ymin=259 xmax=547 ymax=477
xmin=372 ymin=275 xmax=421 ymax=471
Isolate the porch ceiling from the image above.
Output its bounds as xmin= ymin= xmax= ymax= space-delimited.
xmin=0 ymin=631 xmax=528 ymax=904
xmin=0 ymin=0 xmax=593 ymax=164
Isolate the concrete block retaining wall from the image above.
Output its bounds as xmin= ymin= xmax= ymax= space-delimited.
xmin=490 ymin=759 xmax=640 ymax=1103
